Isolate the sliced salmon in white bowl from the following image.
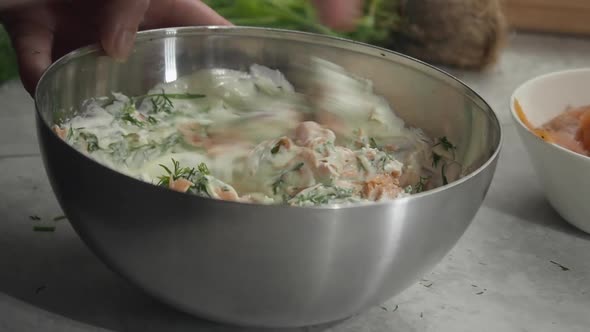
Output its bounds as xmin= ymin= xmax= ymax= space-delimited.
xmin=510 ymin=68 xmax=590 ymax=234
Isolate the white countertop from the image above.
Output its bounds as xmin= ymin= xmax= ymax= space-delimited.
xmin=0 ymin=32 xmax=589 ymax=332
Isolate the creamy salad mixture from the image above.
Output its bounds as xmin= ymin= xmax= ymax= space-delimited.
xmin=52 ymin=58 xmax=460 ymax=206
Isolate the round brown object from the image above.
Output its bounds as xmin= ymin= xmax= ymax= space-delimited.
xmin=395 ymin=0 xmax=508 ymax=70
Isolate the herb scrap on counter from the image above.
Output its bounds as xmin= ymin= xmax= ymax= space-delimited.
xmin=33 ymin=225 xmax=55 ymax=232
xmin=35 ymin=285 xmax=46 ymax=294
xmin=53 ymin=215 xmax=67 ymax=222
xmin=550 ymin=260 xmax=570 ymax=271
xmin=29 ymin=215 xmax=41 ymax=221
xmin=420 ymin=279 xmax=433 ymax=288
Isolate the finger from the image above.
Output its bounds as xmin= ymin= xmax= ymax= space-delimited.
xmin=312 ymin=0 xmax=363 ymax=31
xmin=100 ymin=0 xmax=151 ymax=61
xmin=0 ymin=0 xmax=53 ymax=11
xmin=141 ymin=0 xmax=231 ymax=30
xmin=2 ymin=12 xmax=55 ymax=94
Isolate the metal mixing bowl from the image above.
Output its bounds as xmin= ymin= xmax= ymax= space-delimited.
xmin=35 ymin=27 xmax=502 ymax=328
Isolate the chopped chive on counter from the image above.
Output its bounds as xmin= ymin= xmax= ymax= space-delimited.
xmin=33 ymin=226 xmax=56 ymax=232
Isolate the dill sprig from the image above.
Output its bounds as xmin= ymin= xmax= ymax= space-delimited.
xmin=121 ymin=113 xmax=144 ymax=127
xmin=149 ymin=90 xmax=174 ymax=114
xmin=442 ymin=164 xmax=449 ymax=186
xmin=272 ymin=162 xmax=305 ymax=196
xmin=291 ymin=185 xmax=355 ymax=206
xmin=432 ymin=152 xmax=442 ymax=168
xmin=157 ymin=159 xmax=211 ymax=197
xmin=79 ymin=132 xmax=99 ymax=152
xmin=434 ymin=136 xmax=457 ymax=151
xmin=413 ymin=176 xmax=430 ymax=194
xmin=369 ymin=137 xmax=379 ymax=149
xmin=137 ymin=89 xmax=205 ymax=114
xmin=271 ymin=139 xmax=289 ymax=154
xmin=157 ymin=159 xmax=196 ymax=186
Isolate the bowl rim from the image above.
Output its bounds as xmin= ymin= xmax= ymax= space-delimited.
xmin=509 ymin=67 xmax=590 ymax=163
xmin=35 ymin=25 xmax=503 ymax=210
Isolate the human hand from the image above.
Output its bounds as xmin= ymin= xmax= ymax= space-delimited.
xmin=1 ymin=0 xmax=362 ymax=96
xmin=312 ymin=0 xmax=363 ymax=31
xmin=1 ymin=0 xmax=230 ymax=94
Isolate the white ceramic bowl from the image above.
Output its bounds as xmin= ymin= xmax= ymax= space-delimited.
xmin=510 ymin=68 xmax=590 ymax=234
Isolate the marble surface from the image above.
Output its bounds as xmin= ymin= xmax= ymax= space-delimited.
xmin=1 ymin=32 xmax=589 ymax=332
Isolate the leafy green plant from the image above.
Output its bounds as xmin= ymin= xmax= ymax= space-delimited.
xmin=0 ymin=25 xmax=18 ymax=83
xmin=204 ymin=0 xmax=401 ymax=46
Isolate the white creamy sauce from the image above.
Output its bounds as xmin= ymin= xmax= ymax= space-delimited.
xmin=53 ymin=58 xmax=458 ymax=206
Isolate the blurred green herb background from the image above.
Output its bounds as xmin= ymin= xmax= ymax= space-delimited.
xmin=0 ymin=24 xmax=18 ymax=84
xmin=0 ymin=0 xmax=400 ymax=85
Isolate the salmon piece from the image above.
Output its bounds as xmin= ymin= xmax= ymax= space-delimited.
xmin=207 ymin=142 xmax=253 ymax=157
xmin=179 ymin=122 xmax=208 ymax=147
xmin=294 ymin=121 xmax=336 ymax=147
xmin=540 ymin=105 xmax=590 ymax=156
xmin=363 ymin=174 xmax=402 ymax=201
xmin=52 ymin=125 xmax=67 ymax=140
xmin=316 ymin=161 xmax=338 ymax=180
xmin=169 ymin=178 xmax=193 ymax=193
xmin=316 ymin=111 xmax=346 ymax=138
xmin=514 ymin=99 xmax=554 ymax=143
xmin=214 ymin=187 xmax=239 ymax=201
xmin=274 ymin=137 xmax=292 ymax=151
xmin=551 ymin=131 xmax=586 ymax=155
xmin=576 ymin=109 xmax=590 ymax=153
xmin=521 ymin=99 xmax=590 ymax=156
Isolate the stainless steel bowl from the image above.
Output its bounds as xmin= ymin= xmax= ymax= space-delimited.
xmin=35 ymin=26 xmax=502 ymax=328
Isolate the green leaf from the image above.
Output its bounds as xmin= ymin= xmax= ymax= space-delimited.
xmin=79 ymin=132 xmax=99 ymax=152
xmin=0 ymin=25 xmax=19 ymax=83
xmin=442 ymin=164 xmax=449 ymax=186
xmin=33 ymin=226 xmax=55 ymax=232
xmin=432 ymin=152 xmax=442 ymax=168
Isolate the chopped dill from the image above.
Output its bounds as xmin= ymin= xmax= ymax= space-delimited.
xmin=33 ymin=225 xmax=55 ymax=232
xmin=147 ymin=116 xmax=158 ymax=124
xmin=272 ymin=162 xmax=305 ymax=196
xmin=414 ymin=176 xmax=430 ymax=193
xmin=369 ymin=137 xmax=379 ymax=149
xmin=271 ymin=139 xmax=287 ymax=154
xmin=121 ymin=113 xmax=144 ymax=127
xmin=442 ymin=164 xmax=449 ymax=185
xmin=434 ymin=136 xmax=457 ymax=151
xmin=156 ymin=159 xmax=211 ymax=197
xmin=291 ymin=185 xmax=355 ymax=206
xmin=432 ymin=152 xmax=442 ymax=168
xmin=156 ymin=159 xmax=196 ymax=186
xmin=79 ymin=132 xmax=99 ymax=152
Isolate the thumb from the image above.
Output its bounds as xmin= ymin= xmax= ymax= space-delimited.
xmin=312 ymin=0 xmax=363 ymax=32
xmin=100 ymin=0 xmax=151 ymax=61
